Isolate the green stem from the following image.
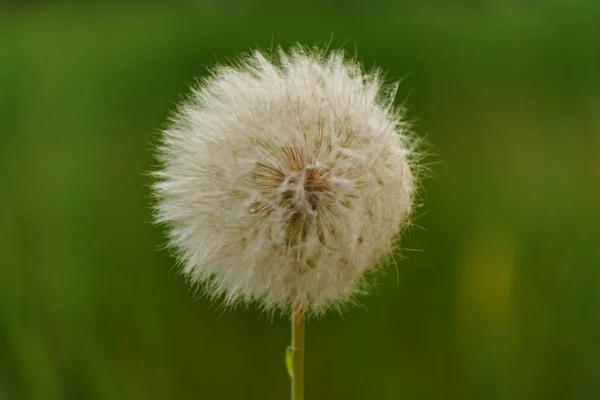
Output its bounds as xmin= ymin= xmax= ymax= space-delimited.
xmin=291 ymin=307 xmax=305 ymax=400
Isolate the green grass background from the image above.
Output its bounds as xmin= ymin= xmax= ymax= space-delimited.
xmin=1 ymin=1 xmax=600 ymax=399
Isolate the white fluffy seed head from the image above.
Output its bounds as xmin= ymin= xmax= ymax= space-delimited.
xmin=153 ymin=46 xmax=419 ymax=316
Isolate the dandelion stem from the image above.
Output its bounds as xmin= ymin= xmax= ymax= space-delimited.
xmin=291 ymin=307 xmax=305 ymax=400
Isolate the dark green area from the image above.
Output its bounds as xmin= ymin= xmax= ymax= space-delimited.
xmin=1 ymin=2 xmax=600 ymax=399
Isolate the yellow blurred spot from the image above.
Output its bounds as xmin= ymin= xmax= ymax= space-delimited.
xmin=455 ymin=231 xmax=515 ymax=338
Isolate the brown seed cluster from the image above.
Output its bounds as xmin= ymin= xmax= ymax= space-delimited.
xmin=250 ymin=146 xmax=331 ymax=242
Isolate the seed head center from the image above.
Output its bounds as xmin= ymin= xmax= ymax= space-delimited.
xmin=251 ymin=146 xmax=330 ymax=219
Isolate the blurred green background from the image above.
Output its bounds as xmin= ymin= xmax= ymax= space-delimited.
xmin=2 ymin=1 xmax=600 ymax=399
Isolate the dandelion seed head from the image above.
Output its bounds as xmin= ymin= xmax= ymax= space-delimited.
xmin=153 ymin=45 xmax=419 ymax=315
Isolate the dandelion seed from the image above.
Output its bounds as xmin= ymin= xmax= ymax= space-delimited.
xmin=153 ymin=45 xmax=418 ymax=316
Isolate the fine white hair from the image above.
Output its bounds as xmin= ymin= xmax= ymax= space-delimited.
xmin=153 ymin=45 xmax=418 ymax=316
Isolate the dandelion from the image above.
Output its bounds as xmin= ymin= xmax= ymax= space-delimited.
xmin=152 ymin=45 xmax=419 ymax=399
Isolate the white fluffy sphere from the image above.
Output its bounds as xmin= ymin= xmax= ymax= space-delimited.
xmin=153 ymin=46 xmax=418 ymax=315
